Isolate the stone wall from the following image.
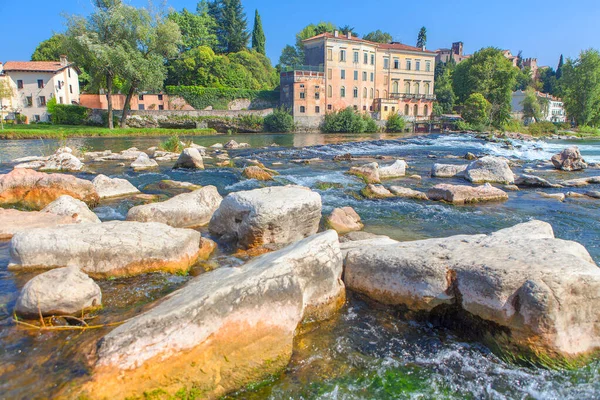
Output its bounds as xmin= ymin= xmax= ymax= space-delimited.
xmin=129 ymin=109 xmax=274 ymax=118
xmin=294 ymin=115 xmax=323 ymax=132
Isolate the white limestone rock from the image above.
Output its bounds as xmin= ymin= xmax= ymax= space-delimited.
xmin=92 ymin=174 xmax=140 ymax=199
xmin=41 ymin=195 xmax=100 ymax=223
xmin=464 ymin=156 xmax=515 ymax=184
xmin=173 ymin=148 xmax=204 ymax=169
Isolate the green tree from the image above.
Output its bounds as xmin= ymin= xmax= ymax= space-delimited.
xmin=538 ymin=67 xmax=558 ymax=95
xmin=363 ymin=30 xmax=392 ymax=44
xmin=0 ymin=80 xmax=15 ymax=130
xmin=278 ymin=45 xmax=302 ymax=69
xmin=462 ymin=93 xmax=491 ymax=126
xmin=386 ymin=112 xmax=406 ymax=132
xmin=290 ymin=22 xmax=336 ymax=63
xmin=561 ymin=49 xmax=600 ymax=127
xmin=416 ymin=26 xmax=427 ymax=49
xmin=167 ymin=4 xmax=217 ymax=53
xmin=338 ymin=25 xmax=358 ymax=37
xmin=31 ymin=34 xmax=67 ymax=61
xmin=556 ymin=54 xmax=564 ymax=80
xmin=251 ymin=9 xmax=266 ymax=55
xmin=453 ymin=47 xmax=517 ymax=126
xmin=521 ymin=88 xmax=542 ymax=122
xmin=434 ymin=61 xmax=456 ymax=114
xmin=209 ymin=0 xmax=249 ymax=53
xmin=514 ymin=67 xmax=533 ymax=91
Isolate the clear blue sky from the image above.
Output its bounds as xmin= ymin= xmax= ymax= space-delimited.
xmin=1 ymin=0 xmax=599 ymax=69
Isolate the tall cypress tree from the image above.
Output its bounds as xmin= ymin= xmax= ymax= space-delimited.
xmin=209 ymin=0 xmax=249 ymax=53
xmin=416 ymin=26 xmax=427 ymax=49
xmin=556 ymin=54 xmax=564 ymax=80
xmin=251 ymin=9 xmax=265 ymax=55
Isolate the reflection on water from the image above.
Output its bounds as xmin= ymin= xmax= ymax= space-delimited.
xmin=1 ymin=132 xmax=600 ymax=399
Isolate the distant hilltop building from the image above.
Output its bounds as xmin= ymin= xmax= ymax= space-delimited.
xmin=511 ymin=90 xmax=567 ymax=123
xmin=435 ymin=42 xmax=471 ymax=64
xmin=0 ymin=56 xmax=80 ymax=123
xmin=280 ymin=30 xmax=436 ymax=128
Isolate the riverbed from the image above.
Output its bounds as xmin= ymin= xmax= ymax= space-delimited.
xmin=1 ymin=132 xmax=599 ymax=399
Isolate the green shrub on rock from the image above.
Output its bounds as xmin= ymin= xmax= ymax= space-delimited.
xmin=264 ymin=108 xmax=295 ymax=132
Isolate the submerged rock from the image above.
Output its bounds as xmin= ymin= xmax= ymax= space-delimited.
xmin=326 ymin=207 xmax=363 ymax=234
xmin=515 ymin=174 xmax=562 ymax=188
xmin=427 ymin=183 xmax=508 ymax=204
xmin=348 ymin=162 xmax=380 ymax=183
xmin=8 ymin=221 xmax=204 ymax=278
xmin=157 ymin=180 xmax=202 ymax=191
xmin=389 ymin=186 xmax=429 ymax=200
xmin=15 ymin=267 xmax=101 ymax=317
xmin=130 ymin=153 xmax=158 ymax=171
xmin=379 ymin=160 xmax=407 ymax=179
xmin=0 ymin=209 xmax=77 ymax=240
xmin=464 ymin=156 xmax=515 ymax=184
xmin=41 ymin=195 xmax=100 ymax=223
xmin=361 ymin=184 xmax=394 ymax=199
xmin=431 ymin=163 xmax=468 ymax=178
xmin=0 ymin=169 xmax=98 ymax=210
xmin=77 ymin=231 xmax=344 ymax=400
xmin=344 ymin=220 xmax=600 ymax=360
xmin=551 ymin=147 xmax=587 ymax=171
xmin=561 ymin=176 xmax=600 ymax=187
xmin=209 ymin=185 xmax=321 ymax=250
xmin=242 ymin=166 xmax=274 ymax=181
xmin=537 ymin=192 xmax=566 ymax=202
xmin=127 ymin=186 xmax=222 ymax=228
xmin=92 ymin=174 xmax=140 ymax=199
xmin=173 ymin=148 xmax=204 ymax=169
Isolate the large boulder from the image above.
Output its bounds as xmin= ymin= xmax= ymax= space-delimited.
xmin=242 ymin=166 xmax=273 ymax=181
xmin=76 ymin=231 xmax=344 ymax=400
xmin=427 ymin=183 xmax=508 ymax=204
xmin=40 ymin=152 xmax=83 ymax=172
xmin=0 ymin=209 xmax=77 ymax=240
xmin=41 ymin=195 xmax=101 ymax=223
xmin=209 ymin=185 xmax=322 ymax=249
xmin=0 ymin=169 xmax=99 ymax=210
xmin=130 ymin=153 xmax=158 ymax=171
xmin=127 ymin=186 xmax=222 ymax=228
xmin=8 ymin=221 xmax=205 ymax=278
xmin=348 ymin=162 xmax=380 ymax=183
xmin=379 ymin=160 xmax=407 ymax=179
xmin=173 ymin=148 xmax=204 ymax=169
xmin=92 ymin=174 xmax=140 ymax=199
xmin=465 ymin=156 xmax=515 ymax=184
xmin=326 ymin=207 xmax=363 ymax=234
xmin=389 ymin=186 xmax=429 ymax=200
xmin=551 ymin=147 xmax=587 ymax=171
xmin=14 ymin=267 xmax=101 ymax=317
xmin=431 ymin=163 xmax=468 ymax=178
xmin=344 ymin=221 xmax=600 ymax=360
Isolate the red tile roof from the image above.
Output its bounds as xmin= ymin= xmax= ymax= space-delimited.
xmin=2 ymin=61 xmax=71 ymax=73
xmin=304 ymin=32 xmax=436 ymax=54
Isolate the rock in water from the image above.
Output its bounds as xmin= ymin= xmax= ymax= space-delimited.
xmin=40 ymin=152 xmax=83 ymax=172
xmin=242 ymin=166 xmax=274 ymax=181
xmin=427 ymin=183 xmax=508 ymax=204
xmin=92 ymin=174 xmax=140 ymax=199
xmin=379 ymin=160 xmax=407 ymax=179
xmin=551 ymin=147 xmax=587 ymax=171
xmin=224 ymin=139 xmax=240 ymax=149
xmin=8 ymin=221 xmax=204 ymax=278
xmin=389 ymin=186 xmax=429 ymax=200
xmin=344 ymin=221 xmax=600 ymax=360
xmin=431 ymin=163 xmax=468 ymax=178
xmin=361 ymin=184 xmax=394 ymax=199
xmin=173 ymin=148 xmax=204 ymax=169
xmin=326 ymin=207 xmax=363 ymax=234
xmin=0 ymin=168 xmax=99 ymax=210
xmin=15 ymin=267 xmax=101 ymax=317
xmin=209 ymin=185 xmax=321 ymax=250
xmin=515 ymin=174 xmax=562 ymax=188
xmin=464 ymin=156 xmax=515 ymax=184
xmin=348 ymin=162 xmax=380 ymax=183
xmin=130 ymin=153 xmax=158 ymax=171
xmin=41 ymin=195 xmax=100 ymax=223
xmin=76 ymin=231 xmax=344 ymax=400
xmin=0 ymin=209 xmax=77 ymax=240
xmin=127 ymin=186 xmax=222 ymax=228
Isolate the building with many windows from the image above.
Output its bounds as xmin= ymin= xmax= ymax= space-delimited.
xmin=511 ymin=90 xmax=567 ymax=123
xmin=0 ymin=56 xmax=80 ymax=123
xmin=280 ymin=31 xmax=436 ymax=128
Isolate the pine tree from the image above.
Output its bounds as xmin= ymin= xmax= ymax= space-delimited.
xmin=416 ymin=26 xmax=427 ymax=49
xmin=251 ymin=9 xmax=265 ymax=55
xmin=208 ymin=0 xmax=249 ymax=53
xmin=556 ymin=54 xmax=564 ymax=80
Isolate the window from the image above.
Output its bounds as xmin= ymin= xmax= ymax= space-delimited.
xmin=341 ymin=69 xmax=346 ymax=79
xmin=39 ymin=96 xmax=46 ymax=106
xmin=37 ymin=79 xmax=44 ymax=89
xmin=34 ymin=115 xmax=40 ymax=122
xmin=384 ymin=106 xmax=388 ymax=111
xmin=394 ymin=59 xmax=399 ymax=69
xmin=406 ymin=60 xmax=412 ymax=70
xmin=315 ymin=91 xmax=320 ymax=99
xmin=340 ymin=50 xmax=346 ymax=62
xmin=363 ymin=53 xmax=368 ymax=64
xmin=59 ymin=97 xmax=64 ymax=104
xmin=353 ymin=87 xmax=358 ymax=98
xmin=328 ymin=85 xmax=332 ymax=97
xmin=328 ymin=68 xmax=332 ymax=79
xmin=58 ymin=81 xmax=62 ymax=90
xmin=404 ymin=104 xmax=409 ymax=115
xmin=300 ymin=91 xmax=305 ymax=99
xmin=370 ymin=72 xmax=374 ymax=82
xmin=425 ymin=61 xmax=431 ymax=72
xmin=158 ymin=94 xmax=163 ymax=100
xmin=159 ymin=105 xmax=164 ymax=110
xmin=376 ymin=89 xmax=379 ymax=98
xmin=414 ymin=104 xmax=419 ymax=116
xmin=69 ymin=85 xmax=73 ymax=94
xmin=25 ymin=96 xmax=32 ymax=107
xmin=138 ymin=94 xmax=144 ymax=100
xmin=383 ymin=90 xmax=388 ymax=98
xmin=424 ymin=105 xmax=429 ymax=115
xmin=300 ymin=106 xmax=305 ymax=113
xmin=370 ymin=54 xmax=375 ymax=65
xmin=341 ymin=86 xmax=346 ymax=97
xmin=404 ymin=82 xmax=411 ymax=94
xmin=363 ymin=106 xmax=367 ymax=111
xmin=392 ymin=81 xmax=398 ymax=93
xmin=139 ymin=104 xmax=145 ymax=110
xmin=414 ymin=82 xmax=420 ymax=95
xmin=370 ymin=88 xmax=374 ymax=99
xmin=354 ymin=70 xmax=358 ymax=80
xmin=353 ymin=51 xmax=359 ymax=63
xmin=363 ymin=87 xmax=367 ymax=98
xmin=416 ymin=61 xmax=421 ymax=71
xmin=383 ymin=58 xmax=389 ymax=69
xmin=68 ymin=69 xmax=71 ymax=78
xmin=362 ymin=71 xmax=367 ymax=81
xmin=392 ymin=106 xmax=395 ymax=112
xmin=353 ymin=105 xmax=358 ymax=110
xmin=328 ymin=104 xmax=332 ymax=110
xmin=424 ymin=83 xmax=430 ymax=95
xmin=370 ymin=106 xmax=373 ymax=111
xmin=17 ymin=80 xmax=23 ymax=89
xmin=384 ymin=75 xmax=389 ymax=85
xmin=315 ymin=106 xmax=320 ymax=113
xmin=327 ymin=48 xmax=333 ymax=61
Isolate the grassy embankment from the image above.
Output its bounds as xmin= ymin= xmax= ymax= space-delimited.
xmin=0 ymin=124 xmax=218 ymax=140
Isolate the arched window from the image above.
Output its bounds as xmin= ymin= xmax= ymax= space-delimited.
xmin=370 ymin=88 xmax=374 ymax=99
xmin=376 ymin=89 xmax=380 ymax=98
xmin=353 ymin=87 xmax=358 ymax=98
xmin=414 ymin=83 xmax=420 ymax=95
xmin=404 ymin=81 xmax=410 ymax=94
xmin=341 ymin=86 xmax=346 ymax=97
xmin=424 ymin=83 xmax=430 ymax=95
xmin=424 ymin=105 xmax=429 ymax=116
xmin=383 ymin=90 xmax=388 ymax=99
xmin=414 ymin=104 xmax=419 ymax=116
xmin=363 ymin=87 xmax=367 ymax=98
xmin=328 ymin=85 xmax=332 ymax=97
xmin=392 ymin=81 xmax=399 ymax=93
xmin=404 ymin=104 xmax=409 ymax=115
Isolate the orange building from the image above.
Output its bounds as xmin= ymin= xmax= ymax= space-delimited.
xmin=280 ymin=31 xmax=436 ymax=126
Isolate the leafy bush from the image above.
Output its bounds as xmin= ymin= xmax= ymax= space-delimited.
xmin=238 ymin=114 xmax=264 ymax=131
xmin=50 ymin=103 xmax=90 ymax=125
xmin=555 ymin=122 xmax=571 ymax=130
xmin=160 ymin=134 xmax=185 ymax=152
xmin=528 ymin=121 xmax=558 ymax=136
xmin=502 ymin=118 xmax=526 ymax=133
xmin=166 ymin=86 xmax=279 ymax=110
xmin=322 ymin=107 xmax=378 ymax=133
xmin=264 ymin=108 xmax=295 ymax=132
xmin=454 ymin=120 xmax=473 ymax=131
xmin=386 ymin=113 xmax=406 ymax=132
xmin=462 ymin=93 xmax=491 ymax=126
xmin=578 ymin=125 xmax=600 ymax=135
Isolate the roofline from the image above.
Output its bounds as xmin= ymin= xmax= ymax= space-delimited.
xmin=2 ymin=62 xmax=79 ymax=74
xmin=302 ymin=33 xmax=437 ymax=55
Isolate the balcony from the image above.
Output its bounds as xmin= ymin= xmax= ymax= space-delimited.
xmin=388 ymin=93 xmax=436 ymax=101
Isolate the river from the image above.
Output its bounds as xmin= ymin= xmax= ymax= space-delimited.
xmin=1 ymin=132 xmax=599 ymax=399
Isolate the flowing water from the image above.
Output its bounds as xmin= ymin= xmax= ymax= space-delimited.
xmin=1 ymin=132 xmax=600 ymax=399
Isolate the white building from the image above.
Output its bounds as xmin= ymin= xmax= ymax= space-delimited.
xmin=0 ymin=56 xmax=80 ymax=123
xmin=511 ymin=90 xmax=567 ymax=123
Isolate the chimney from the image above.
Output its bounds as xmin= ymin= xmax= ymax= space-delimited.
xmin=60 ymin=55 xmax=68 ymax=66
xmin=334 ymin=30 xmax=339 ymax=38
xmin=347 ymin=32 xmax=352 ymax=39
